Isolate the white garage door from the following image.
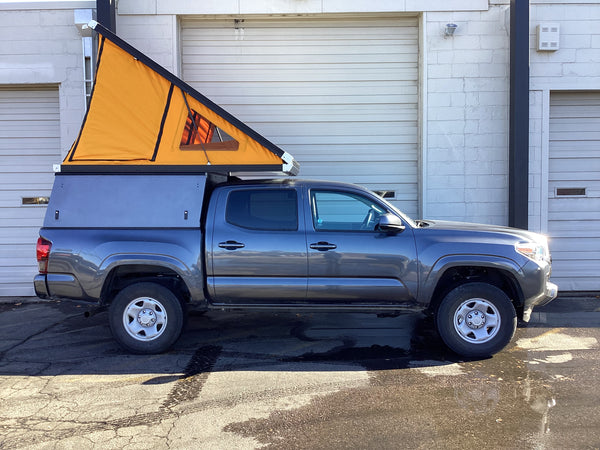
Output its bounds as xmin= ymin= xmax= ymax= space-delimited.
xmin=181 ymin=17 xmax=419 ymax=216
xmin=0 ymin=87 xmax=60 ymax=296
xmin=548 ymin=91 xmax=600 ymax=291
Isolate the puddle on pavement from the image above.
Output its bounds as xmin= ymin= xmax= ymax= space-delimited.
xmin=223 ymin=319 xmax=561 ymax=449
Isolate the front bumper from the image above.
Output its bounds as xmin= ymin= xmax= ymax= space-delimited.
xmin=522 ymin=275 xmax=558 ymax=322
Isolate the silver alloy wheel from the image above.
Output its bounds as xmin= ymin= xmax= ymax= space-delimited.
xmin=122 ymin=296 xmax=168 ymax=341
xmin=453 ymin=298 xmax=501 ymax=344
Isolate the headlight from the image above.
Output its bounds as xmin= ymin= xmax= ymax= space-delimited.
xmin=515 ymin=240 xmax=549 ymax=263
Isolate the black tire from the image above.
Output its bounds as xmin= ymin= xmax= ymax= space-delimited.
xmin=109 ymin=282 xmax=184 ymax=354
xmin=436 ymin=282 xmax=516 ymax=358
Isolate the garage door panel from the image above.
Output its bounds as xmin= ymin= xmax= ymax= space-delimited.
xmin=549 ymin=158 xmax=600 ymax=173
xmin=0 ymin=87 xmax=59 ymax=296
xmin=275 ymin=134 xmax=418 ymax=145
xmin=549 ymin=237 xmax=600 ymax=253
xmin=548 ymin=91 xmax=600 ymax=290
xmin=0 ymin=139 xmax=61 ymax=155
xmin=185 ymin=69 xmax=418 ymax=83
xmin=251 ymin=122 xmax=417 ymax=137
xmin=191 ymin=81 xmax=418 ymax=97
xmin=182 ymin=17 xmax=419 ymax=214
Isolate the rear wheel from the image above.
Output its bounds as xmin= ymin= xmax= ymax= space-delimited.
xmin=436 ymin=282 xmax=516 ymax=358
xmin=109 ymin=282 xmax=184 ymax=354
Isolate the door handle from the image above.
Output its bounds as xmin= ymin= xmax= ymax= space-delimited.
xmin=310 ymin=241 xmax=337 ymax=251
xmin=218 ymin=240 xmax=245 ymax=250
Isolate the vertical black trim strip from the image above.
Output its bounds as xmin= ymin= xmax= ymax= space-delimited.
xmin=68 ymin=35 xmax=106 ymax=162
xmin=509 ymin=0 xmax=529 ymax=229
xmin=151 ymin=83 xmax=174 ymax=162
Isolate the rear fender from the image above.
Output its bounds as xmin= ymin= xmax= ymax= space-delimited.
xmin=94 ymin=254 xmax=204 ymax=303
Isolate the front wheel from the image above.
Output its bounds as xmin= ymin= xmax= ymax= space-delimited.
xmin=436 ymin=283 xmax=516 ymax=358
xmin=109 ymin=282 xmax=184 ymax=354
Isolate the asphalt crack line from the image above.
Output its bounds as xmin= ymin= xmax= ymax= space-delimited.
xmin=0 ymin=313 xmax=81 ymax=362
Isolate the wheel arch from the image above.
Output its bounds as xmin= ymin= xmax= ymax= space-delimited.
xmin=99 ymin=261 xmax=195 ymax=306
xmin=423 ymin=256 xmax=525 ymax=317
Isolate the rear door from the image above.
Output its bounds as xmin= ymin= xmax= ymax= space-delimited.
xmin=207 ymin=185 xmax=308 ymax=304
xmin=305 ymin=187 xmax=418 ymax=304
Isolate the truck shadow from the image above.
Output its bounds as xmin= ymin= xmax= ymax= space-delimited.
xmin=0 ymin=296 xmax=596 ymax=378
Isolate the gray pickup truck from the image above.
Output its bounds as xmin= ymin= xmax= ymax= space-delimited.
xmin=34 ymin=172 xmax=557 ymax=357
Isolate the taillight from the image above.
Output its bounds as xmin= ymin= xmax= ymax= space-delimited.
xmin=36 ymin=237 xmax=52 ymax=274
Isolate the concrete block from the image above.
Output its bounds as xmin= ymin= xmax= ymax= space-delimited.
xmin=463 ymin=120 xmax=478 ymax=134
xmin=479 ymin=92 xmax=507 ymax=107
xmin=478 ymin=118 xmax=507 ymax=134
xmin=428 ymin=175 xmax=466 ymax=189
xmin=323 ymin=0 xmax=406 ymax=13
xmin=40 ymin=10 xmax=73 ymax=26
xmin=427 ymin=94 xmax=451 ymax=107
xmin=118 ymin=0 xmax=157 ymax=14
xmin=428 ymin=64 xmax=452 ymax=79
xmin=492 ymin=49 xmax=509 ymax=64
xmin=429 ymin=188 xmax=465 ymax=202
xmin=451 ymin=63 xmax=479 ymax=77
xmin=574 ymin=48 xmax=600 ymax=63
xmin=530 ymin=63 xmax=562 ymax=78
xmin=466 ymin=188 xmax=505 ymax=203
xmin=450 ymin=92 xmax=466 ymax=106
xmin=429 ymin=106 xmax=465 ymax=121
xmin=242 ymin=0 xmax=322 ymax=14
xmin=427 ymin=202 xmax=466 ymax=219
xmin=562 ymin=34 xmax=592 ymax=49
xmin=452 ymin=49 xmax=493 ymax=64
xmin=452 ymin=35 xmax=481 ymax=50
xmin=480 ymin=35 xmax=507 ymax=50
xmin=478 ymin=62 xmax=508 ymax=78
xmin=427 ymin=146 xmax=465 ymax=162
xmin=428 ymin=78 xmax=464 ymax=93
xmin=427 ymin=133 xmax=465 ymax=148
xmin=429 ymin=161 xmax=464 ymax=176
xmin=562 ymin=62 xmax=600 ymax=77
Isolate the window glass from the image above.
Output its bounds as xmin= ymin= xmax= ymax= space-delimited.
xmin=180 ymin=109 xmax=238 ymax=151
xmin=312 ymin=191 xmax=386 ymax=231
xmin=226 ymin=189 xmax=298 ymax=231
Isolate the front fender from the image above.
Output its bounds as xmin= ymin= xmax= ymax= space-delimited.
xmin=418 ymin=254 xmax=524 ymax=305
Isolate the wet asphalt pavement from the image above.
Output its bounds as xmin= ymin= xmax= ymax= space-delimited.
xmin=0 ymin=296 xmax=599 ymax=449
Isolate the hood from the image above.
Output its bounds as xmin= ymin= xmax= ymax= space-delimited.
xmin=419 ymin=220 xmax=547 ymax=245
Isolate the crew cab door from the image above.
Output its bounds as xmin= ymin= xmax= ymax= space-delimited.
xmin=207 ymin=185 xmax=307 ymax=304
xmin=305 ymin=188 xmax=418 ymax=304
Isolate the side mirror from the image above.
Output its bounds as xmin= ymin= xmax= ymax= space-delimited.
xmin=377 ymin=214 xmax=405 ymax=233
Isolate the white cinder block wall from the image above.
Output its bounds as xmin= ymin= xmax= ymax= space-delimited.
xmin=424 ymin=5 xmax=510 ymax=224
xmin=528 ymin=2 xmax=600 ymax=233
xmin=0 ymin=5 xmax=93 ymax=158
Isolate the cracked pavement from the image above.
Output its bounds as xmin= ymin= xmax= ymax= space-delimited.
xmin=0 ymin=296 xmax=599 ymax=449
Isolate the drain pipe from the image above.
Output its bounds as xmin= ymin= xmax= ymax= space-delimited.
xmin=508 ymin=0 xmax=529 ymax=229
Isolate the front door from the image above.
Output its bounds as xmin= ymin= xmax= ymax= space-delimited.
xmin=305 ymin=188 xmax=418 ymax=304
xmin=208 ymin=186 xmax=308 ymax=304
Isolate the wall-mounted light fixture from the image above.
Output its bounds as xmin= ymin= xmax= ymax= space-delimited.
xmin=444 ymin=23 xmax=458 ymax=37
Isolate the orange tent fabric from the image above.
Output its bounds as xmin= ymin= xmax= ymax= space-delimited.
xmin=64 ymin=21 xmax=298 ymax=175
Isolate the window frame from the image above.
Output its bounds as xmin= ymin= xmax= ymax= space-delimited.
xmin=309 ymin=189 xmax=389 ymax=233
xmin=225 ymin=188 xmax=299 ymax=232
